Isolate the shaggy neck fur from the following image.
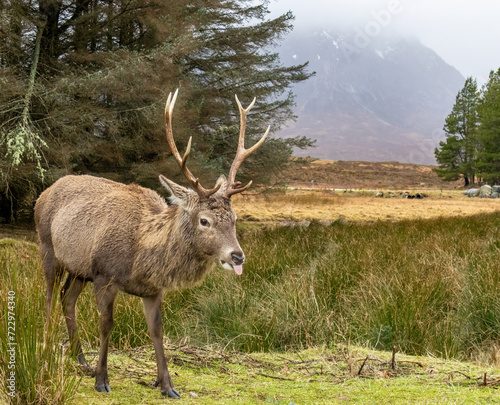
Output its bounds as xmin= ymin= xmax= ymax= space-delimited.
xmin=134 ymin=204 xmax=215 ymax=292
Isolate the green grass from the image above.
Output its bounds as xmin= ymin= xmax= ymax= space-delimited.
xmin=161 ymin=214 xmax=500 ymax=359
xmin=2 ymin=212 xmax=500 ymax=402
xmin=72 ymin=345 xmax=500 ymax=404
xmin=0 ymin=238 xmax=80 ymax=404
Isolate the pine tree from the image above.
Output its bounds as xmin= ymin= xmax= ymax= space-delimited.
xmin=178 ymin=3 xmax=314 ymax=184
xmin=477 ymin=68 xmax=500 ymax=183
xmin=0 ymin=0 xmax=313 ymax=221
xmin=434 ymin=135 xmax=463 ymax=182
xmin=434 ymin=77 xmax=479 ymax=186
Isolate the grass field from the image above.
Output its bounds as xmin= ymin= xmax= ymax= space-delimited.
xmin=2 ymin=188 xmax=500 ymax=404
xmin=232 ymin=188 xmax=500 ymax=223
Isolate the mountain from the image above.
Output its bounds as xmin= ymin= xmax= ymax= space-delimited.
xmin=278 ymin=29 xmax=465 ymax=164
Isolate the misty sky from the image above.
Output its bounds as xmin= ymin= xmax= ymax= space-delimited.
xmin=268 ymin=0 xmax=500 ymax=83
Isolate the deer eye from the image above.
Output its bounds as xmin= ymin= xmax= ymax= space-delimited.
xmin=200 ymin=218 xmax=210 ymax=227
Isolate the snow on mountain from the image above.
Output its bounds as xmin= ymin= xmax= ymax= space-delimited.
xmin=278 ymin=29 xmax=465 ymax=164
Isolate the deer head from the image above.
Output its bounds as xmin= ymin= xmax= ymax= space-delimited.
xmin=159 ymin=89 xmax=269 ymax=275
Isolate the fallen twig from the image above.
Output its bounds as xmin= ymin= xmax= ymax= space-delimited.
xmin=256 ymin=373 xmax=294 ymax=381
xmin=397 ymin=360 xmax=424 ymax=367
xmin=447 ymin=371 xmax=471 ymax=380
xmin=357 ymin=356 xmax=369 ymax=376
xmin=391 ymin=346 xmax=398 ymax=370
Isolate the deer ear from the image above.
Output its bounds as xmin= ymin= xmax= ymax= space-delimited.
xmin=159 ymin=175 xmax=196 ymax=207
xmin=215 ymin=174 xmax=228 ymax=194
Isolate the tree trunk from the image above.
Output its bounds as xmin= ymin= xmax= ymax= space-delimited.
xmin=22 ymin=20 xmax=45 ymax=125
xmin=39 ymin=0 xmax=62 ymax=71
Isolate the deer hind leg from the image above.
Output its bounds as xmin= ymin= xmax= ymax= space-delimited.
xmin=60 ymin=275 xmax=91 ymax=371
xmin=93 ymin=278 xmax=117 ymax=393
xmin=143 ymin=294 xmax=180 ymax=399
xmin=40 ymin=243 xmax=63 ymax=322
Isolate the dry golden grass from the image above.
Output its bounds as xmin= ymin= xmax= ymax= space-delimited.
xmin=232 ymin=189 xmax=500 ymax=223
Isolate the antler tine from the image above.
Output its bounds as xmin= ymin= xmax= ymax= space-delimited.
xmin=226 ymin=95 xmax=270 ymax=197
xmin=164 ymin=89 xmax=221 ymax=198
xmin=226 ymin=180 xmax=253 ymax=198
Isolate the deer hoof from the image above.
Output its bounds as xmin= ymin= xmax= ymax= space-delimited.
xmin=95 ymin=384 xmax=112 ymax=392
xmin=81 ymin=365 xmax=95 ymax=377
xmin=161 ymin=388 xmax=181 ymax=399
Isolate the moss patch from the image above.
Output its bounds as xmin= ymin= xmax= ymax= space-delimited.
xmin=74 ymin=345 xmax=500 ymax=404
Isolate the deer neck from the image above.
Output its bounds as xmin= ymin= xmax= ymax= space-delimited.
xmin=136 ymin=205 xmax=214 ymax=290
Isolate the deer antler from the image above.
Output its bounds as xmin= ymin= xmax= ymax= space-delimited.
xmin=225 ymin=95 xmax=270 ymax=197
xmin=164 ymin=89 xmax=222 ymax=198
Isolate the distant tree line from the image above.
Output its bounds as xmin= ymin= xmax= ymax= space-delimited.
xmin=0 ymin=0 xmax=314 ymax=222
xmin=435 ymin=69 xmax=500 ymax=186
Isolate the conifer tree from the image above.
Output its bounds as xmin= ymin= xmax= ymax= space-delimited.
xmin=434 ymin=77 xmax=479 ymax=186
xmin=477 ymin=68 xmax=500 ymax=183
xmin=179 ymin=3 xmax=314 ymax=183
xmin=0 ymin=0 xmax=313 ymax=221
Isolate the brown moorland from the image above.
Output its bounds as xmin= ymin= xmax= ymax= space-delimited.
xmin=280 ymin=159 xmax=463 ymax=190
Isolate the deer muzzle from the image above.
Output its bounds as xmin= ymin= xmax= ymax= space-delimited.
xmin=220 ymin=250 xmax=245 ymax=276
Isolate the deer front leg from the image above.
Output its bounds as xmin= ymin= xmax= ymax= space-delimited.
xmin=143 ymin=294 xmax=180 ymax=399
xmin=94 ymin=279 xmax=117 ymax=393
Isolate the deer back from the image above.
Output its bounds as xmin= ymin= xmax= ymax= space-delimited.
xmin=35 ymin=176 xmax=169 ymax=285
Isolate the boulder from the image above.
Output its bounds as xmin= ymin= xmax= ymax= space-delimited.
xmin=493 ymin=185 xmax=500 ymax=193
xmin=479 ymin=185 xmax=492 ymax=198
xmin=464 ymin=188 xmax=479 ymax=197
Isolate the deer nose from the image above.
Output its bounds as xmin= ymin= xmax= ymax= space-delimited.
xmin=231 ymin=252 xmax=245 ymax=265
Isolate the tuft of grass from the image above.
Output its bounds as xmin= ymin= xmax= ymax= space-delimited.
xmin=0 ymin=239 xmax=80 ymax=404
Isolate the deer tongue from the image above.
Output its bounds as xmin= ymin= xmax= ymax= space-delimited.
xmin=234 ymin=264 xmax=243 ymax=276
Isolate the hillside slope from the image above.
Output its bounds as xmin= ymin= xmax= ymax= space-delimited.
xmin=277 ymin=30 xmax=465 ymax=164
xmin=281 ymin=159 xmax=463 ymax=190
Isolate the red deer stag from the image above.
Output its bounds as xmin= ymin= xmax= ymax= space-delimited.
xmin=34 ymin=89 xmax=269 ymax=398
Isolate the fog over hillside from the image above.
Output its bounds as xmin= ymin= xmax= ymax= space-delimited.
xmin=278 ymin=29 xmax=465 ymax=164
